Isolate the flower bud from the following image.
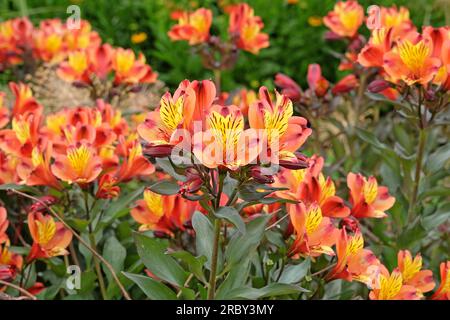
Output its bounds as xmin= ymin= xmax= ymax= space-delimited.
xmin=368 ymin=79 xmax=390 ymax=93
xmin=250 ymin=167 xmax=275 ymax=184
xmin=142 ymin=143 xmax=174 ymax=158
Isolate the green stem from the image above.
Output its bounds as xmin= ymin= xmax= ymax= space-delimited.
xmin=213 ymin=69 xmax=221 ymax=96
xmin=408 ymin=128 xmax=426 ymax=222
xmin=84 ymin=191 xmax=108 ymax=300
xmin=207 ymin=218 xmax=221 ymax=300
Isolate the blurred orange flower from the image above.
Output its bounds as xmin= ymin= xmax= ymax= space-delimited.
xmin=168 ymin=8 xmax=212 ymax=45
xmin=323 ymin=1 xmax=364 ymax=38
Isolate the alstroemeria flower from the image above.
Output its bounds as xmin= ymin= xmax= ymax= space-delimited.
xmin=327 ymin=229 xmax=382 ymax=285
xmin=0 ymin=112 xmax=42 ymax=158
xmin=193 ymin=104 xmax=258 ymax=170
xmin=9 ymin=82 xmax=43 ymax=118
xmin=358 ymin=28 xmax=393 ymax=68
xmin=383 ymin=32 xmax=442 ymax=86
xmin=96 ymin=173 xmax=120 ymax=199
xmin=0 ymin=93 xmax=9 ymax=129
xmin=376 ymin=6 xmax=415 ymax=39
xmin=112 ymin=48 xmax=157 ymax=85
xmin=138 ymin=86 xmax=194 ymax=148
xmin=16 ymin=143 xmax=62 ymax=190
xmin=397 ymin=250 xmax=435 ymax=294
xmin=0 ymin=242 xmax=23 ymax=281
xmin=249 ymin=87 xmax=312 ymax=169
xmin=131 ymin=189 xmax=196 ymax=236
xmin=307 ymin=64 xmax=330 ymax=97
xmin=294 ymin=174 xmax=350 ymax=218
xmin=168 ymin=8 xmax=212 ymax=45
xmin=347 ymin=172 xmax=395 ymax=218
xmin=0 ymin=207 xmax=8 ymax=244
xmin=27 ymin=212 xmax=72 ymax=262
xmin=369 ymin=268 xmax=421 ymax=300
xmin=424 ymin=26 xmax=450 ymax=91
xmin=431 ymin=261 xmax=450 ymax=300
xmin=274 ymin=154 xmax=324 ymax=193
xmin=323 ymin=1 xmax=364 ymax=38
xmin=51 ymin=142 xmax=102 ymax=185
xmin=115 ymin=136 xmax=155 ymax=182
xmin=288 ymin=202 xmax=339 ymax=258
xmin=227 ymin=3 xmax=269 ymax=54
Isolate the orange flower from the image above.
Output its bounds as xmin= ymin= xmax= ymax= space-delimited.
xmin=96 ymin=173 xmax=120 ymax=199
xmin=0 ymin=242 xmax=23 ymax=281
xmin=16 ymin=143 xmax=62 ymax=190
xmin=57 ymin=50 xmax=90 ymax=83
xmin=431 ymin=261 xmax=450 ymax=300
xmin=376 ymin=6 xmax=415 ymax=39
xmin=307 ymin=64 xmax=329 ymax=97
xmin=397 ymin=250 xmax=435 ymax=294
xmin=131 ymin=190 xmax=196 ymax=236
xmin=0 ymin=207 xmax=8 ymax=244
xmin=369 ymin=268 xmax=421 ymax=300
xmin=383 ymin=32 xmax=441 ymax=86
xmin=323 ymin=1 xmax=364 ymax=38
xmin=327 ymin=229 xmax=381 ymax=285
xmin=424 ymin=26 xmax=450 ymax=91
xmin=0 ymin=111 xmax=42 ymax=158
xmin=294 ymin=173 xmax=350 ymax=218
xmin=168 ymin=8 xmax=212 ymax=45
xmin=115 ymin=136 xmax=155 ymax=182
xmin=51 ymin=142 xmax=102 ymax=185
xmin=112 ymin=48 xmax=157 ymax=85
xmin=231 ymin=88 xmax=257 ymax=117
xmin=27 ymin=212 xmax=72 ymax=262
xmin=0 ymin=93 xmax=9 ymax=129
xmin=249 ymin=87 xmax=311 ymax=168
xmin=193 ymin=104 xmax=258 ymax=170
xmin=227 ymin=3 xmax=269 ymax=54
xmin=33 ymin=20 xmax=65 ymax=62
xmin=9 ymin=82 xmax=43 ymax=118
xmin=358 ymin=28 xmax=393 ymax=68
xmin=138 ymin=88 xmax=193 ymax=148
xmin=347 ymin=172 xmax=395 ymax=218
xmin=288 ymin=202 xmax=339 ymax=258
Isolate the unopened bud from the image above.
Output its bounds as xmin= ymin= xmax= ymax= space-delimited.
xmin=368 ymin=79 xmax=390 ymax=93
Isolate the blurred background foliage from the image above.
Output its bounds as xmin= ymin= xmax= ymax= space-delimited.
xmin=1 ymin=0 xmax=448 ymax=91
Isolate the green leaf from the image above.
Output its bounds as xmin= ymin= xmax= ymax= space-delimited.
xmin=277 ymin=259 xmax=311 ymax=284
xmin=149 ymin=180 xmax=180 ymax=195
xmin=133 ymin=233 xmax=187 ymax=287
xmin=426 ymin=144 xmax=450 ymax=174
xmin=191 ymin=211 xmax=220 ymax=270
xmin=226 ymin=283 xmax=308 ymax=299
xmin=102 ymin=236 xmax=126 ymax=283
xmin=123 ymin=272 xmax=177 ymax=300
xmin=421 ymin=203 xmax=450 ymax=231
xmin=214 ymin=206 xmax=245 ymax=234
xmin=215 ymin=258 xmax=251 ymax=299
xmin=238 ymin=183 xmax=288 ymax=202
xmin=0 ymin=183 xmax=40 ymax=194
xmin=225 ymin=214 xmax=271 ymax=266
xmin=97 ymin=186 xmax=144 ymax=231
xmin=170 ymin=250 xmax=207 ymax=283
xmin=155 ymin=158 xmax=187 ymax=182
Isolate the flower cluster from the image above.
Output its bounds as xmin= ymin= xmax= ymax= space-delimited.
xmin=169 ymin=3 xmax=269 ymax=54
xmin=0 ymin=17 xmax=101 ymax=69
xmin=0 ymin=82 xmax=154 ymax=193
